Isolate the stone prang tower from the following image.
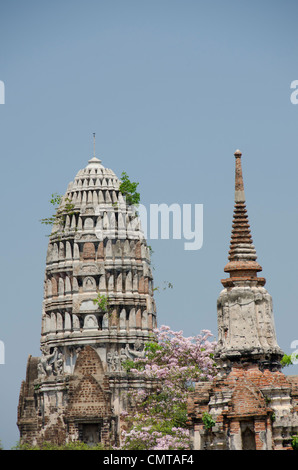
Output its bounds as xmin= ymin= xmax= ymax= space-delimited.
xmin=17 ymin=153 xmax=156 ymax=447
xmin=188 ymin=150 xmax=298 ymax=450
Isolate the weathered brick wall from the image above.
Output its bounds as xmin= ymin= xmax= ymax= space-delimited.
xmin=82 ymin=242 xmax=96 ymax=260
xmin=66 ymin=345 xmax=111 ymax=418
xmin=65 ymin=346 xmax=112 ymax=446
xmin=17 ymin=355 xmax=40 ymax=444
xmin=188 ymin=364 xmax=298 ymax=450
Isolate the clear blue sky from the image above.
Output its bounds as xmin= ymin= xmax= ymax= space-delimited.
xmin=1 ymin=0 xmax=298 ymax=449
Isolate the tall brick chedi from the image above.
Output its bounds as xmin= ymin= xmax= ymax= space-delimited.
xmin=17 ymin=154 xmax=156 ymax=446
xmin=188 ymin=150 xmax=298 ymax=450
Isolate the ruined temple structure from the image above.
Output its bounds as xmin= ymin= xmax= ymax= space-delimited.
xmin=188 ymin=150 xmax=298 ymax=450
xmin=17 ymin=153 xmax=156 ymax=447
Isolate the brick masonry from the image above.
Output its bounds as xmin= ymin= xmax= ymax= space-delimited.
xmin=188 ymin=364 xmax=298 ymax=450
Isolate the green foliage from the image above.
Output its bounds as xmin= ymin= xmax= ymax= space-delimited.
xmin=92 ymin=293 xmax=109 ymax=312
xmin=144 ymin=340 xmax=163 ymax=360
xmin=147 ymin=245 xmax=154 ymax=256
xmin=281 ymin=354 xmax=292 ymax=367
xmin=40 ymin=193 xmax=62 ymax=226
xmin=264 ymin=395 xmax=271 ymax=404
xmin=13 ymin=440 xmax=108 ymax=450
xmin=153 ymin=281 xmax=173 ymax=293
xmin=292 ymin=435 xmax=298 ymax=450
xmin=280 ymin=353 xmax=298 ymax=368
xmin=49 ymin=193 xmax=63 ymax=207
xmin=40 ymin=192 xmax=77 ymax=237
xmin=202 ymin=412 xmax=215 ymax=430
xmin=171 ymin=404 xmax=189 ymax=428
xmin=121 ymin=338 xmax=163 ymax=372
xmin=119 ymin=172 xmax=140 ymax=206
xmin=121 ymin=358 xmax=138 ymax=373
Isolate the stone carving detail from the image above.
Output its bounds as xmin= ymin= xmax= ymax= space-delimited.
xmin=83 ymin=314 xmax=98 ymax=329
xmin=83 ymin=276 xmax=96 ymax=292
xmin=107 ymin=341 xmax=145 ymax=372
xmin=107 ymin=351 xmax=121 ymax=372
xmin=125 ymin=339 xmax=145 ymax=359
xmin=38 ymin=346 xmax=64 ymax=377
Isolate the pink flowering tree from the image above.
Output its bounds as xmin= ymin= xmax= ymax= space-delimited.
xmin=120 ymin=325 xmax=217 ymax=450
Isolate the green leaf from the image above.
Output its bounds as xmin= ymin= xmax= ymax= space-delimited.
xmin=119 ymin=172 xmax=140 ymax=206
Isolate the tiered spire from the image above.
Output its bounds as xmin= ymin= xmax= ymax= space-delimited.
xmin=216 ymin=148 xmax=283 ymax=369
xmin=221 ymin=150 xmax=265 ymax=288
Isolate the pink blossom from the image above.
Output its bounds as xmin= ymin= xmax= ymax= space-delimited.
xmin=120 ymin=324 xmax=217 ymax=450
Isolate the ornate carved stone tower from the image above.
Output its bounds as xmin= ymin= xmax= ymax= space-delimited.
xmin=17 ymin=153 xmax=156 ymax=447
xmin=188 ymin=150 xmax=298 ymax=451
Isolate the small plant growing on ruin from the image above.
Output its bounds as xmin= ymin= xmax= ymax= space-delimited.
xmin=92 ymin=293 xmax=110 ymax=313
xmin=264 ymin=395 xmax=272 ymax=404
xmin=40 ymin=192 xmax=77 ymax=237
xmin=119 ymin=172 xmax=140 ymax=207
xmin=280 ymin=353 xmax=298 ymax=368
xmin=202 ymin=412 xmax=215 ymax=430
